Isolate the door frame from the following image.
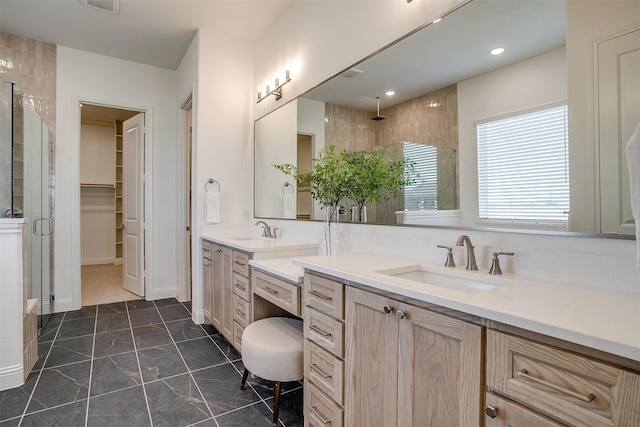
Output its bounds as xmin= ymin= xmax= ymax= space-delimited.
xmin=71 ymin=96 xmax=152 ymax=308
xmin=177 ymin=90 xmax=194 ymax=304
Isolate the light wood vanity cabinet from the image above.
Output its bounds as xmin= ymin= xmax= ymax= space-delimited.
xmin=231 ymin=250 xmax=252 ymax=350
xmin=211 ymin=244 xmax=233 ymax=340
xmin=486 ymin=330 xmax=640 ymax=427
xmin=345 ymin=286 xmax=483 ymax=427
xmin=202 ymin=241 xmax=213 ymax=324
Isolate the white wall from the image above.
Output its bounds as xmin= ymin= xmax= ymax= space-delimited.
xmin=297 ymin=98 xmax=326 ymax=220
xmin=252 ymin=0 xmax=639 ymax=292
xmin=457 ymin=46 xmax=567 ymax=228
xmin=177 ymin=29 xmax=254 ymax=322
xmin=80 ymin=123 xmax=116 ymax=185
xmin=56 ymin=46 xmax=179 ymax=311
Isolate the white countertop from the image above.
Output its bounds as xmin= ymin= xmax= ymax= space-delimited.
xmin=201 ymin=233 xmax=317 ymax=259
xmin=293 ymin=252 xmax=640 ymax=363
xmin=249 ymin=257 xmax=305 ymax=284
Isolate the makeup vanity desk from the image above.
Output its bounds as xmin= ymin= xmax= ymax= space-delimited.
xmin=249 ymin=257 xmax=306 ymax=320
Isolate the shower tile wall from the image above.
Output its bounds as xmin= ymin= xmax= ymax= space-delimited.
xmin=0 ymin=81 xmax=11 ymax=214
xmin=0 ymin=32 xmax=56 ymax=135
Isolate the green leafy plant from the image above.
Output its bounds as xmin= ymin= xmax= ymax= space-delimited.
xmin=343 ymin=146 xmax=417 ymax=221
xmin=274 ymin=144 xmax=351 ymax=220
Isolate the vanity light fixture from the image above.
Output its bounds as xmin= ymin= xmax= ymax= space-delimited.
xmin=257 ymin=70 xmax=292 ymax=103
xmin=490 ymin=47 xmax=505 ymax=55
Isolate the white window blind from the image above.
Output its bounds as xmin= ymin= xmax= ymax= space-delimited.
xmin=403 ymin=142 xmax=438 ymax=210
xmin=477 ymin=104 xmax=569 ymax=225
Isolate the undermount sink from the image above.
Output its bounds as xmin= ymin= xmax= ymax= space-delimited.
xmin=375 ymin=264 xmax=511 ymax=293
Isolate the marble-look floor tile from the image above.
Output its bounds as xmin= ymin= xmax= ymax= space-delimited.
xmin=33 ymin=340 xmax=53 ymax=371
xmin=189 ymin=418 xmax=217 ymax=426
xmin=127 ymin=299 xmax=157 ymax=311
xmin=215 ymin=401 xmax=274 ymax=427
xmin=93 ymin=329 xmax=135 ymax=358
xmin=90 ymin=351 xmax=141 ymax=396
xmin=212 ymin=335 xmax=241 ymax=361
xmin=98 ymin=302 xmax=127 ymax=315
xmin=44 ymin=335 xmax=94 ymax=368
xmin=133 ymin=324 xmax=173 ymax=350
xmin=157 ymin=304 xmax=192 ymax=322
xmin=64 ymin=305 xmax=97 ymax=320
xmin=191 ymin=363 xmax=260 ymax=417
xmin=266 ymin=387 xmax=304 ymax=427
xmin=38 ymin=320 xmax=61 ymax=343
xmin=201 ymin=324 xmax=220 ymax=336
xmin=27 ymin=361 xmax=91 ymax=412
xmin=20 ymin=400 xmax=87 ymax=427
xmin=87 ymin=385 xmax=151 ymax=426
xmin=166 ymin=319 xmax=207 ymax=343
xmin=95 ymin=312 xmax=131 ymax=333
xmin=138 ymin=344 xmax=187 ymax=382
xmin=145 ymin=373 xmax=211 ymax=427
xmin=129 ymin=307 xmax=162 ymax=328
xmin=57 ymin=317 xmax=96 ymax=339
xmin=177 ymin=338 xmax=227 ymax=371
xmin=183 ymin=301 xmax=193 ymax=313
xmin=0 ymin=372 xmax=38 ymax=421
xmin=154 ymin=298 xmax=180 ymax=307
xmin=0 ymin=416 xmax=20 ymax=426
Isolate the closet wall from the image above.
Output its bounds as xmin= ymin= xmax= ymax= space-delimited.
xmin=80 ymin=120 xmax=116 ymax=265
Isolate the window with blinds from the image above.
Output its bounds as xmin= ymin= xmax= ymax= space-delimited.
xmin=477 ymin=104 xmax=569 ymax=226
xmin=403 ymin=141 xmax=438 ymax=210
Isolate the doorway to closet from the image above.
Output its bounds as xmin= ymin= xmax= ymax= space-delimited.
xmin=79 ymin=103 xmax=144 ymax=307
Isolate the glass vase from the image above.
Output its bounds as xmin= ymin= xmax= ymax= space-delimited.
xmin=318 ymin=205 xmax=343 ymax=255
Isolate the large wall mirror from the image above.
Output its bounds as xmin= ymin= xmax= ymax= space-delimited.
xmin=254 ymin=0 xmax=640 ymax=238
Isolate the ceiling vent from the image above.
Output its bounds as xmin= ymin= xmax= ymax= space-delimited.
xmin=82 ymin=0 xmax=120 ymax=14
xmin=340 ymin=68 xmax=364 ymax=79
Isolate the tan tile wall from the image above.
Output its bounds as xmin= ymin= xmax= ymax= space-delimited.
xmin=23 ymin=303 xmax=38 ymax=380
xmin=325 ymin=103 xmax=376 ymax=153
xmin=0 ymin=32 xmax=56 ymax=136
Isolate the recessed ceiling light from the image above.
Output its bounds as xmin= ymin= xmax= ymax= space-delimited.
xmin=432 ymin=18 xmax=442 ymax=24
xmin=385 ymin=91 xmax=395 ymax=96
xmin=490 ymin=47 xmax=505 ymax=55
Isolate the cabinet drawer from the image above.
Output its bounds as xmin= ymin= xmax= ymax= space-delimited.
xmin=233 ymin=321 xmax=245 ymax=351
xmin=487 ymin=330 xmax=640 ymax=427
xmin=233 ymin=294 xmax=251 ymax=328
xmin=304 ymin=273 xmax=344 ymax=320
xmin=233 ymin=273 xmax=251 ymax=300
xmin=233 ymin=251 xmax=251 ymax=277
xmin=254 ymin=270 xmax=300 ymax=316
xmin=305 ymin=339 xmax=344 ymax=405
xmin=485 ymin=393 xmax=565 ymax=427
xmin=305 ymin=307 xmax=344 ymax=358
xmin=202 ymin=240 xmax=211 ymax=260
xmin=305 ymin=381 xmax=344 ymax=427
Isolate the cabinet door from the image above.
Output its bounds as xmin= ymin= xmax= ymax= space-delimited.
xmin=202 ymin=256 xmax=212 ymax=323
xmin=212 ymin=245 xmax=233 ymax=339
xmin=345 ymin=287 xmax=399 ymax=427
xmin=397 ymin=302 xmax=482 ymax=427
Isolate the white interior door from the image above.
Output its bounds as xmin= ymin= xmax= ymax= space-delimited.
xmin=123 ymin=113 xmax=145 ymax=296
xmin=598 ymin=27 xmax=640 ymax=234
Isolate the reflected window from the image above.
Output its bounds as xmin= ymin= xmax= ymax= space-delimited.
xmin=403 ymin=141 xmax=438 ymax=210
xmin=477 ymin=104 xmax=569 ymax=226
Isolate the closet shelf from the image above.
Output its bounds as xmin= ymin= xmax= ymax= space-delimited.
xmin=80 ymin=183 xmax=115 ymax=189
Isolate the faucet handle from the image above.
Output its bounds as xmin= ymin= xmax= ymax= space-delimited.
xmin=489 ymin=251 xmax=514 ymax=275
xmin=437 ymin=245 xmax=456 ymax=268
xmin=272 ymin=227 xmax=279 ymax=238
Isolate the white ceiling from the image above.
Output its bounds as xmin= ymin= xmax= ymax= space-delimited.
xmin=0 ymin=0 xmax=294 ymax=70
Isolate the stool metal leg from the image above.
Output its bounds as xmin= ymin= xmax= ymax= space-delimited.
xmin=240 ymin=369 xmax=249 ymax=390
xmin=272 ymin=381 xmax=281 ymax=426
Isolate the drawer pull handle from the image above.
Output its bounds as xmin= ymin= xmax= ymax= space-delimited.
xmin=310 ymin=290 xmax=332 ymax=301
xmin=234 ymin=261 xmax=245 ymax=266
xmin=234 ymin=283 xmax=246 ymax=291
xmin=484 ymin=405 xmax=498 ymax=419
xmin=396 ymin=310 xmax=406 ymax=319
xmin=517 ymin=369 xmax=596 ymax=403
xmin=383 ymin=305 xmax=392 ymax=314
xmin=264 ymin=286 xmax=279 ymax=295
xmin=235 ymin=308 xmax=245 ymax=316
xmin=310 ymin=363 xmax=332 ymax=379
xmin=215 ymin=248 xmax=222 ymax=253
xmin=310 ymin=324 xmax=332 ymax=337
xmin=310 ymin=405 xmax=331 ymax=424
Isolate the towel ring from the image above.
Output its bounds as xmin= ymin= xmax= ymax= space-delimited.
xmin=205 ymin=178 xmax=221 ymax=193
xmin=283 ymin=182 xmax=294 ymax=194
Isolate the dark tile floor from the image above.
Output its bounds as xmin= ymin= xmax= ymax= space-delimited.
xmin=0 ymin=298 xmax=303 ymax=427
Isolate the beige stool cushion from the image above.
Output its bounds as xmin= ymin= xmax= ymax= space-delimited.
xmin=241 ymin=317 xmax=304 ymax=382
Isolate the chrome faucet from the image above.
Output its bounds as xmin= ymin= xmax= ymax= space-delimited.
xmin=255 ymin=220 xmax=273 ymax=238
xmin=456 ymin=235 xmax=478 ymax=271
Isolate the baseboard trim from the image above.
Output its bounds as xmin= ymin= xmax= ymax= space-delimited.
xmin=192 ymin=308 xmax=204 ymax=324
xmin=81 ymin=257 xmax=115 ymax=266
xmin=0 ymin=363 xmax=25 ymax=391
xmin=151 ymin=287 xmax=176 ymax=301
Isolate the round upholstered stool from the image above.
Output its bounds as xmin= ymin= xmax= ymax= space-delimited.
xmin=241 ymin=317 xmax=304 ymax=426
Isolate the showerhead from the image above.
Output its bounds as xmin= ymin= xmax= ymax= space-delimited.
xmin=370 ymin=96 xmax=386 ymax=121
